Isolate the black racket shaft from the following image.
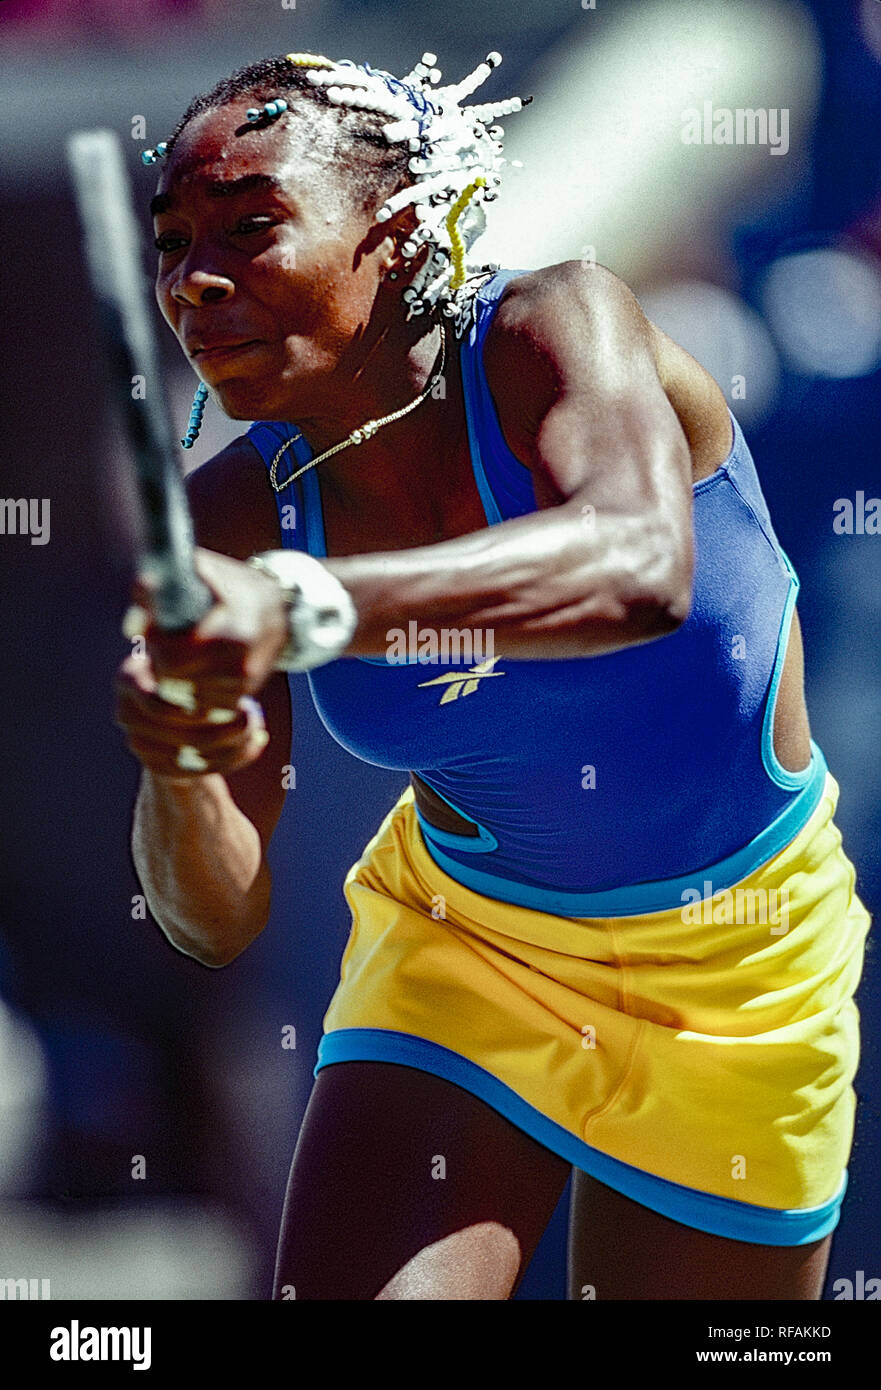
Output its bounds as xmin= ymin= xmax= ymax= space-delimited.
xmin=66 ymin=128 xmax=213 ymax=631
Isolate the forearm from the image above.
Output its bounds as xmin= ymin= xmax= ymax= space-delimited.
xmin=132 ymin=770 xmax=271 ymax=967
xmin=325 ymin=502 xmax=692 ymax=659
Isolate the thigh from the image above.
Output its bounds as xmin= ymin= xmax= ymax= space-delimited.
xmin=273 ymin=1061 xmax=572 ymax=1300
xmin=567 ymin=1171 xmax=832 ymax=1300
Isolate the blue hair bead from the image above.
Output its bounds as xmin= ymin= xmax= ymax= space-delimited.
xmin=181 ymin=383 xmax=209 ymax=448
xmin=247 ymin=98 xmax=289 ymax=125
xmin=141 ymin=142 xmax=169 ymax=165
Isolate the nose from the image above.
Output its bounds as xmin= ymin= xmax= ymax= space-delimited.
xmin=172 ymin=270 xmax=234 ymax=307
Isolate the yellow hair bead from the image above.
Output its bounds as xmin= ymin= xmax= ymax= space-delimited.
xmin=445 ymin=177 xmax=486 ymax=291
xmin=285 ymin=52 xmax=336 ymax=69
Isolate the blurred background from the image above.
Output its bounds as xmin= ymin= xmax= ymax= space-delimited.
xmin=0 ymin=0 xmax=878 ymax=1300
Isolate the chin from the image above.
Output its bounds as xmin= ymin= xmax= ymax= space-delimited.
xmin=212 ymin=382 xmax=280 ymax=423
xmin=210 ymin=361 xmax=318 ymax=425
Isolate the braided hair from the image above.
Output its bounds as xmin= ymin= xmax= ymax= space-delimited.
xmin=144 ymin=50 xmax=530 ymax=337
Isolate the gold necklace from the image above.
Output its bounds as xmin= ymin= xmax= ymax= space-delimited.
xmin=269 ymin=325 xmax=447 ymax=494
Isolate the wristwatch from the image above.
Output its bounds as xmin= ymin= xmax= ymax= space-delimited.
xmin=247 ymin=550 xmax=358 ymax=672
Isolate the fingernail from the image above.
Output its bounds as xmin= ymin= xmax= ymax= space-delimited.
xmin=156 ymin=678 xmax=198 ymax=711
xmin=206 ymin=707 xmax=237 ymax=725
xmin=240 ymin=695 xmax=265 ymax=726
xmin=176 ymin=745 xmax=209 ymax=771
xmin=122 ymin=605 xmax=148 ymax=639
xmin=251 ymin=728 xmax=270 ymax=751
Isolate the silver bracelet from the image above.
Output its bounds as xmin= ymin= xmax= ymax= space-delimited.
xmin=247 ymin=550 xmax=357 ymax=672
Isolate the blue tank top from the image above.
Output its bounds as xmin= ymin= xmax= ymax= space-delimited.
xmin=247 ymin=269 xmax=828 ymax=917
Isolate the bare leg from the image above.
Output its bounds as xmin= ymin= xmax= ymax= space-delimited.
xmin=273 ymin=1061 xmax=571 ymax=1300
xmin=568 ymin=1170 xmax=833 ymax=1300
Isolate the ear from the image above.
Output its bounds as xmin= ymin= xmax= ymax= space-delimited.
xmin=355 ymin=201 xmax=418 ymax=267
xmin=382 ymin=205 xmax=430 ymax=284
xmin=356 ymin=205 xmax=429 ymax=289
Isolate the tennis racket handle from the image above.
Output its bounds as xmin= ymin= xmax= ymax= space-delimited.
xmin=145 ymin=564 xmax=215 ymax=631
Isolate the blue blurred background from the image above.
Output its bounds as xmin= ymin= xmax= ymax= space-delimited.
xmin=0 ymin=0 xmax=878 ymax=1298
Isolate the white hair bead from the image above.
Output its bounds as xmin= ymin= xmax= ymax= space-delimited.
xmin=289 ymin=50 xmax=528 ymax=327
xmin=380 ymin=169 xmax=463 ymax=217
xmin=424 ymin=265 xmax=454 ymax=303
xmin=383 ymin=117 xmax=421 ymax=143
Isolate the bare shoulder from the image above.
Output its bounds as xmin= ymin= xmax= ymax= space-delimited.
xmin=481 ymin=261 xmax=666 ymax=465
xmin=483 ymin=261 xmax=733 ymax=478
xmin=185 ymin=433 xmax=282 ymax=560
xmin=487 ymin=260 xmax=653 ymax=358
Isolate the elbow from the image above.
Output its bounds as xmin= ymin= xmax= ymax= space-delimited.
xmin=188 ymin=940 xmax=241 ymax=970
xmin=162 ymin=905 xmax=269 ymax=970
xmin=624 ymin=591 xmax=689 ymax=641
xmin=571 ymin=526 xmax=693 ymax=652
xmin=196 ymin=947 xmax=244 ymax=970
xmin=174 ymin=925 xmax=265 ymax=970
xmin=157 ymin=863 xmax=273 ymax=969
xmin=633 ymin=521 xmax=694 ymax=637
xmin=642 ymin=565 xmax=693 ymax=636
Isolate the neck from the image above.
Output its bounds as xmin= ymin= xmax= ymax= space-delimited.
xmin=294 ymin=318 xmax=454 ymax=505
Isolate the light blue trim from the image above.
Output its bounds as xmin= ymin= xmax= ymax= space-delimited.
xmin=360 ymin=653 xmax=423 ymax=666
xmin=459 ymin=339 xmax=505 ymax=528
xmin=415 ymin=746 xmax=828 ymax=918
xmin=413 ymin=780 xmax=498 ymax=853
xmin=300 ymin=466 xmax=328 ymax=561
xmin=761 ymin=558 xmax=815 ymax=791
xmin=314 ymin=1029 xmax=846 ymax=1246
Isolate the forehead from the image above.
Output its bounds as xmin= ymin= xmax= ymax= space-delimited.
xmin=155 ymin=99 xmax=345 ymax=209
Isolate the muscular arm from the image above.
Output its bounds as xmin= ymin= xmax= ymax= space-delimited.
xmin=327 ymin=263 xmax=695 ymax=658
xmin=129 ymin=441 xmax=291 ymax=967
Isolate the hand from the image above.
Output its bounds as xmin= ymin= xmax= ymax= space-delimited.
xmin=115 ymin=547 xmax=289 ymax=778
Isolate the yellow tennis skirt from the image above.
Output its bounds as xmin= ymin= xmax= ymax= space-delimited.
xmin=314 ymin=772 xmax=871 ymax=1245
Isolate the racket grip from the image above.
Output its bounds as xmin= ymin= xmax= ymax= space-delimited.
xmin=151 ymin=571 xmax=215 ymax=631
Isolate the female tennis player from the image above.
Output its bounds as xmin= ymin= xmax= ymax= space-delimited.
xmin=115 ymin=51 xmax=871 ymax=1300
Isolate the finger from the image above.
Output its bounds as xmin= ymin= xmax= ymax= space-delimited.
xmin=123 ymin=706 xmax=269 ymax=777
xmin=147 ymin=632 xmax=254 ymax=686
xmin=123 ymin=732 xmax=265 ymax=778
xmin=117 ymin=654 xmax=247 ymax=723
xmin=122 ymin=605 xmax=149 ymax=639
xmin=116 ymin=670 xmax=263 ymax=739
xmin=115 ymin=705 xmax=251 ymax=752
xmin=155 ymin=676 xmax=198 ymax=711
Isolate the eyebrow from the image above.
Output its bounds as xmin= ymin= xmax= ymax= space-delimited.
xmin=150 ymin=173 xmax=285 ymax=218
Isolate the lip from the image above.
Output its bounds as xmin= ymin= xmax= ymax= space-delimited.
xmin=189 ymin=339 xmax=264 ymax=361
